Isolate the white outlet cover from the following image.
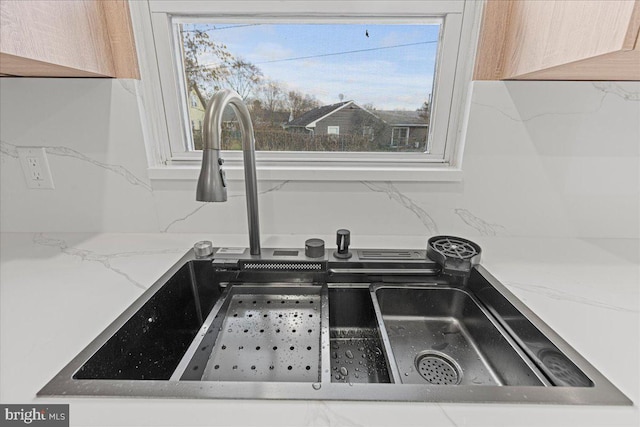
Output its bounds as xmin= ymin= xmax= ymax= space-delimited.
xmin=17 ymin=147 xmax=55 ymax=189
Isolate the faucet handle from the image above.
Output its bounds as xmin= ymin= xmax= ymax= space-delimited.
xmin=305 ymin=238 xmax=325 ymax=258
xmin=194 ymin=240 xmax=214 ymax=258
xmin=334 ymin=229 xmax=352 ymax=259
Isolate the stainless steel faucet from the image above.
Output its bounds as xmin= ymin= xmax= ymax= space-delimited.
xmin=196 ymin=89 xmax=261 ymax=255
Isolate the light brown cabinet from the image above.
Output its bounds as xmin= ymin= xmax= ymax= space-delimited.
xmin=0 ymin=0 xmax=139 ymax=78
xmin=474 ymin=0 xmax=640 ymax=80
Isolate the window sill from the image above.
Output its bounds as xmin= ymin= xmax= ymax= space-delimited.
xmin=147 ymin=164 xmax=463 ymax=182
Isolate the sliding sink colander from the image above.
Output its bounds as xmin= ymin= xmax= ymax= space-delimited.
xmin=201 ymin=292 xmax=322 ymax=382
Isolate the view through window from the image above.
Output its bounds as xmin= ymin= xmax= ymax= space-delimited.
xmin=179 ymin=23 xmax=439 ymax=153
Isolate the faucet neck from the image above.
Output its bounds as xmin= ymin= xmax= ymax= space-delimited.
xmin=197 ymin=89 xmax=261 ymax=255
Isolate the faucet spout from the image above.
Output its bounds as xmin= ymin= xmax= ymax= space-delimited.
xmin=196 ymin=89 xmax=261 ymax=255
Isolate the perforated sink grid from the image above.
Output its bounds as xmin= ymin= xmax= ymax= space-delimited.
xmin=201 ymin=294 xmax=321 ymax=382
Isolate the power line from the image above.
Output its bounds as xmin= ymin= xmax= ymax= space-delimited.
xmin=212 ymin=24 xmax=262 ymax=30
xmin=254 ymin=41 xmax=437 ymax=64
xmin=181 ymin=24 xmax=262 ymax=33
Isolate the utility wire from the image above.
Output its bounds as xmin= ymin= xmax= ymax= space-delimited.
xmin=254 ymin=40 xmax=437 ymax=64
xmin=181 ymin=24 xmax=262 ymax=33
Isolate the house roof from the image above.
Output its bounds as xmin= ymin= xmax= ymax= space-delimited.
xmin=285 ymin=101 xmax=351 ymax=128
xmin=285 ymin=101 xmax=429 ymax=129
xmin=374 ymin=110 xmax=428 ymax=126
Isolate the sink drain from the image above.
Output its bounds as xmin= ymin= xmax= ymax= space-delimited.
xmin=415 ymin=352 xmax=461 ymax=385
xmin=539 ymin=349 xmax=591 ymax=387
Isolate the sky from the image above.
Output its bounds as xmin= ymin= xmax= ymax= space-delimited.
xmin=184 ymin=23 xmax=440 ymax=110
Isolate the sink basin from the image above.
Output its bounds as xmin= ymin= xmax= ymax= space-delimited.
xmin=328 ymin=288 xmax=391 ymax=384
xmin=373 ymin=286 xmax=545 ymax=386
xmin=39 ymin=247 xmax=631 ymax=405
xmin=74 ymin=260 xmax=221 ymax=380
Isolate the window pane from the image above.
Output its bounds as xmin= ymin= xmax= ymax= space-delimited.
xmin=179 ymin=23 xmax=438 ymax=152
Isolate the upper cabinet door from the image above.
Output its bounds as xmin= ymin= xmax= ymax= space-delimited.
xmin=474 ymin=0 xmax=640 ymax=80
xmin=0 ymin=0 xmax=139 ymax=78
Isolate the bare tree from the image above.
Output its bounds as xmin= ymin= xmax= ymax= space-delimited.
xmin=180 ymin=24 xmax=233 ymax=104
xmin=286 ymin=90 xmax=321 ymax=120
xmin=223 ymin=58 xmax=263 ymax=101
xmin=417 ymin=100 xmax=431 ymax=123
xmin=256 ymin=79 xmax=286 ymax=125
xmin=259 ymin=80 xmax=285 ymax=112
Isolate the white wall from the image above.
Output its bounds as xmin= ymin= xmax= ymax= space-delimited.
xmin=1 ymin=79 xmax=638 ymax=239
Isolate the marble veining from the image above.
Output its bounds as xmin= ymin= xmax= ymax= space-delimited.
xmin=438 ymin=404 xmax=460 ymax=427
xmin=0 ymin=139 xmax=19 ymax=159
xmin=507 ymin=281 xmax=638 ymax=313
xmin=362 ymin=181 xmax=438 ymax=234
xmin=592 ymin=82 xmax=640 ymax=101
xmin=32 ymin=233 xmax=182 ymax=290
xmin=306 ymin=402 xmax=363 ymax=427
xmin=0 ymin=140 xmax=152 ymax=192
xmin=117 ymin=79 xmax=139 ymax=98
xmin=471 ymin=91 xmax=608 ymax=123
xmin=454 ymin=208 xmax=506 ymax=236
xmin=161 ymin=204 xmax=208 ymax=233
xmin=161 ymin=181 xmax=290 ymax=232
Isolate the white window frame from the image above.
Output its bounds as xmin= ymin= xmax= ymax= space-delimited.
xmin=327 ymin=126 xmax=340 ymax=136
xmin=130 ymin=1 xmax=483 ymax=182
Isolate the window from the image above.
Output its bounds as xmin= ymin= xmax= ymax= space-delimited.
xmin=179 ymin=22 xmax=436 ymax=154
xmin=362 ymin=126 xmax=374 ymax=141
xmin=138 ymin=1 xmax=481 ymax=181
xmin=391 ymin=127 xmax=409 ymax=147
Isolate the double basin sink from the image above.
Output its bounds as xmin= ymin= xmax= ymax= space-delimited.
xmin=39 ymin=246 xmax=631 ymax=404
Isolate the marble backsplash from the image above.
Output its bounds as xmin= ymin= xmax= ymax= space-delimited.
xmin=1 ymin=79 xmax=638 ymax=239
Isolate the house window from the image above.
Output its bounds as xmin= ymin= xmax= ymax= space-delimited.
xmin=362 ymin=126 xmax=374 ymax=140
xmin=139 ymin=1 xmax=480 ymax=180
xmin=391 ymin=127 xmax=409 ymax=147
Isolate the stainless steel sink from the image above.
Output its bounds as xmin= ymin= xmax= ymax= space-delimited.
xmin=39 ymin=246 xmax=631 ymax=405
xmin=373 ymin=286 xmax=547 ymax=386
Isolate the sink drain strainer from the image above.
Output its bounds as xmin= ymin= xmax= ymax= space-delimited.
xmin=539 ymin=350 xmax=591 ymax=387
xmin=415 ymin=353 xmax=461 ymax=385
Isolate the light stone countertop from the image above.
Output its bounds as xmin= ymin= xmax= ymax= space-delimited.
xmin=0 ymin=232 xmax=638 ymax=427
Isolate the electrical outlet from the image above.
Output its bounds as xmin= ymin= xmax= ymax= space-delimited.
xmin=17 ymin=147 xmax=55 ymax=189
